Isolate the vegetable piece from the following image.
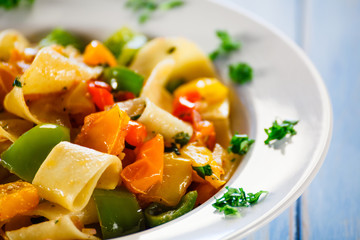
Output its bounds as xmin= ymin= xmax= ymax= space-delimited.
xmin=173 ymin=132 xmax=190 ymax=147
xmin=209 ymin=30 xmax=241 ymax=61
xmin=228 ymin=134 xmax=255 ymax=155
xmin=174 ymin=78 xmax=228 ymax=104
xmin=118 ymin=35 xmax=147 ymax=66
xmin=213 ymin=187 xmax=268 ymax=216
xmin=194 ymin=182 xmax=217 ymax=205
xmin=87 ymin=81 xmax=114 ymax=111
xmin=125 ymin=120 xmax=147 ymax=147
xmin=172 ymin=91 xmax=201 ymax=123
xmin=75 ymin=105 xmax=130 ymax=155
xmin=121 ymin=134 xmax=164 ymax=194
xmin=83 ymin=40 xmax=117 ymax=67
xmin=264 ymin=120 xmax=299 ymax=145
xmin=39 ymin=28 xmax=85 ymax=52
xmin=0 ymin=0 xmax=34 ymax=10
xmin=192 ymin=119 xmax=217 ymax=150
xmin=0 ymin=181 xmax=39 ymax=221
xmin=138 ymin=153 xmax=192 ymax=207
xmin=144 ymin=190 xmax=197 ymax=227
xmin=93 ymin=187 xmax=145 ymax=239
xmin=181 ymin=143 xmax=225 ymax=189
xmin=192 ymin=164 xmax=212 ymax=179
xmin=229 ymin=62 xmax=253 ymax=84
xmin=1 ymin=124 xmax=70 ymax=182
xmin=103 ymin=66 xmax=144 ymax=96
xmin=104 ymin=27 xmax=136 ymax=58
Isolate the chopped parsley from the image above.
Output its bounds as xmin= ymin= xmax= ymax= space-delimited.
xmin=0 ymin=0 xmax=34 ymax=10
xmin=164 ymin=143 xmax=181 ymax=155
xmin=125 ymin=0 xmax=185 ymax=23
xmin=228 ymin=134 xmax=254 ymax=155
xmin=167 ymin=46 xmax=176 ymax=54
xmin=209 ymin=30 xmax=241 ymax=61
xmin=192 ymin=164 xmax=212 ymax=179
xmin=173 ymin=132 xmax=190 ymax=147
xmin=54 ymin=219 xmax=59 ymax=224
xmin=213 ymin=187 xmax=268 ymax=216
xmin=264 ymin=120 xmax=299 ymax=145
xmin=130 ymin=114 xmax=141 ymax=120
xmin=12 ymin=77 xmax=22 ymax=88
xmin=229 ymin=62 xmax=253 ymax=84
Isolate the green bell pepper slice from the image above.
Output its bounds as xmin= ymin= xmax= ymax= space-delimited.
xmin=145 ymin=190 xmax=198 ymax=227
xmin=39 ymin=28 xmax=85 ymax=52
xmin=93 ymin=187 xmax=145 ymax=239
xmin=0 ymin=124 xmax=70 ymax=182
xmin=103 ymin=66 xmax=144 ymax=96
xmin=118 ymin=34 xmax=147 ymax=66
xmin=104 ymin=27 xmax=135 ymax=58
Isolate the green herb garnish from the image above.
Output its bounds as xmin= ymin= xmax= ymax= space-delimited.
xmin=173 ymin=132 xmax=190 ymax=147
xmin=39 ymin=28 xmax=85 ymax=52
xmin=0 ymin=0 xmax=34 ymax=10
xmin=264 ymin=120 xmax=299 ymax=145
xmin=164 ymin=143 xmax=181 ymax=155
xmin=125 ymin=0 xmax=184 ymax=23
xmin=209 ymin=30 xmax=241 ymax=61
xmin=213 ymin=187 xmax=268 ymax=216
xmin=228 ymin=134 xmax=254 ymax=155
xmin=229 ymin=62 xmax=253 ymax=84
xmin=192 ymin=164 xmax=212 ymax=179
xmin=12 ymin=77 xmax=22 ymax=88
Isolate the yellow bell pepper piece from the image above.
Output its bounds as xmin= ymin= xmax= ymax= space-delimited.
xmin=174 ymin=78 xmax=228 ymax=104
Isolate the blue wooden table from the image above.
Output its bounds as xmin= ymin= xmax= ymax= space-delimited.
xmin=227 ymin=0 xmax=360 ymax=239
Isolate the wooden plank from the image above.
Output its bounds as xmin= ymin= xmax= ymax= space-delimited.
xmin=226 ymin=1 xmax=299 ymax=239
xmin=301 ymin=0 xmax=360 ymax=239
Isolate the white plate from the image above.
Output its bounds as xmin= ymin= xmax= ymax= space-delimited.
xmin=0 ymin=0 xmax=332 ymax=239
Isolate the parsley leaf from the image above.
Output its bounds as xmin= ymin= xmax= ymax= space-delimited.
xmin=173 ymin=132 xmax=190 ymax=147
xmin=12 ymin=77 xmax=22 ymax=88
xmin=228 ymin=134 xmax=254 ymax=155
xmin=229 ymin=62 xmax=253 ymax=84
xmin=125 ymin=0 xmax=184 ymax=23
xmin=159 ymin=0 xmax=184 ymax=10
xmin=164 ymin=143 xmax=181 ymax=155
xmin=0 ymin=0 xmax=34 ymax=10
xmin=264 ymin=120 xmax=299 ymax=145
xmin=192 ymin=164 xmax=212 ymax=179
xmin=213 ymin=187 xmax=268 ymax=216
xmin=209 ymin=30 xmax=241 ymax=61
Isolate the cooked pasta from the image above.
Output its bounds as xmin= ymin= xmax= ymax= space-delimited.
xmin=0 ymin=27 xmax=247 ymax=239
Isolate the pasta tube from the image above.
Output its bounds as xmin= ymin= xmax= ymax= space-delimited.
xmin=138 ymin=98 xmax=193 ymax=141
xmin=33 ymin=141 xmax=121 ymax=211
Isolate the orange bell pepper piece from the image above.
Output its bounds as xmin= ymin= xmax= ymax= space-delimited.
xmin=0 ymin=181 xmax=39 ymax=221
xmin=75 ymin=105 xmax=130 ymax=155
xmin=194 ymin=182 xmax=218 ymax=206
xmin=121 ymin=134 xmax=164 ymax=194
xmin=83 ymin=40 xmax=117 ymax=67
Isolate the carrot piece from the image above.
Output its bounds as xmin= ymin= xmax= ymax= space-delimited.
xmin=121 ymin=134 xmax=164 ymax=194
xmin=75 ymin=105 xmax=130 ymax=155
xmin=83 ymin=40 xmax=117 ymax=67
xmin=0 ymin=181 xmax=39 ymax=221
